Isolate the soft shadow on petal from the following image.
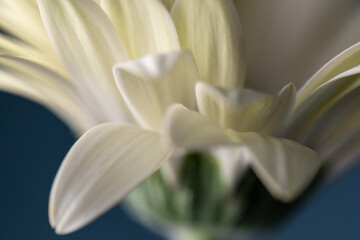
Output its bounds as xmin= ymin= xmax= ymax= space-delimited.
xmin=101 ymin=0 xmax=180 ymax=59
xmin=38 ymin=0 xmax=133 ymax=123
xmin=196 ymin=82 xmax=295 ymax=135
xmin=163 ymin=104 xmax=320 ymax=202
xmin=0 ymin=56 xmax=96 ymax=133
xmin=171 ymin=0 xmax=245 ymax=88
xmin=284 ymin=66 xmax=360 ymax=141
xmin=114 ymin=50 xmax=198 ymax=131
xmin=159 ymin=0 xmax=175 ymax=11
xmin=300 ymin=85 xmax=360 ymax=181
xmin=49 ymin=123 xmax=172 ymax=234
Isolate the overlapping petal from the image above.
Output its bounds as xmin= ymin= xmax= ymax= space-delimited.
xmin=196 ymin=82 xmax=295 ymax=135
xmin=284 ymin=66 xmax=360 ymax=141
xmin=297 ymin=42 xmax=360 ymax=106
xmin=38 ymin=0 xmax=132 ymax=123
xmin=114 ymin=50 xmax=198 ymax=131
xmin=49 ymin=123 xmax=172 ymax=234
xmin=163 ymin=104 xmax=320 ymax=202
xmin=171 ymin=0 xmax=245 ymax=88
xmin=0 ymin=56 xmax=95 ymax=133
xmin=101 ymin=0 xmax=180 ymax=59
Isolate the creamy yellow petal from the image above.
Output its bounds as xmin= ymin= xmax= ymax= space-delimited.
xmin=163 ymin=104 xmax=320 ymax=202
xmin=114 ymin=51 xmax=198 ymax=131
xmin=49 ymin=123 xmax=172 ymax=234
xmin=101 ymin=0 xmax=180 ymax=59
xmin=297 ymin=42 xmax=360 ymax=107
xmin=171 ymin=0 xmax=245 ymax=88
xmin=196 ymin=82 xmax=295 ymax=135
xmin=0 ymin=56 xmax=95 ymax=133
xmin=38 ymin=0 xmax=133 ymax=123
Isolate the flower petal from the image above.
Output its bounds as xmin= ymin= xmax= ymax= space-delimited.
xmin=163 ymin=104 xmax=238 ymax=150
xmin=38 ymin=0 xmax=133 ymax=123
xmin=239 ymin=133 xmax=320 ymax=202
xmin=196 ymin=82 xmax=295 ymax=135
xmin=235 ymin=0 xmax=360 ymax=93
xmin=301 ymin=85 xmax=360 ymax=166
xmin=0 ymin=56 xmax=95 ymax=133
xmin=163 ymin=104 xmax=320 ymax=202
xmin=159 ymin=0 xmax=175 ymax=11
xmin=49 ymin=123 xmax=172 ymax=234
xmin=171 ymin=0 xmax=245 ymax=88
xmin=114 ymin=50 xmax=198 ymax=131
xmin=284 ymin=66 xmax=360 ymax=141
xmin=297 ymin=42 xmax=360 ymax=106
xmin=101 ymin=0 xmax=180 ymax=59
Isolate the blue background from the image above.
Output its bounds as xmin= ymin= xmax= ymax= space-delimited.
xmin=1 ymin=92 xmax=360 ymax=240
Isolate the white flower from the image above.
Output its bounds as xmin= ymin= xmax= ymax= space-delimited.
xmin=0 ymin=0 xmax=359 ymax=236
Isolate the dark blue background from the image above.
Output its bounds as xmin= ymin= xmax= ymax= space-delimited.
xmin=1 ymin=92 xmax=360 ymax=240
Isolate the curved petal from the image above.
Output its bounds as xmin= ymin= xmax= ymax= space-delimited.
xmin=196 ymin=82 xmax=295 ymax=135
xmin=235 ymin=0 xmax=360 ymax=93
xmin=163 ymin=104 xmax=238 ymax=150
xmin=297 ymin=41 xmax=360 ymax=107
xmin=239 ymin=133 xmax=319 ymax=202
xmin=114 ymin=50 xmax=198 ymax=131
xmin=302 ymin=85 xmax=360 ymax=162
xmin=284 ymin=66 xmax=360 ymax=141
xmin=49 ymin=123 xmax=172 ymax=234
xmin=101 ymin=0 xmax=180 ymax=59
xmin=171 ymin=0 xmax=245 ymax=88
xmin=38 ymin=0 xmax=133 ymax=123
xmin=163 ymin=104 xmax=320 ymax=201
xmin=0 ymin=56 xmax=95 ymax=133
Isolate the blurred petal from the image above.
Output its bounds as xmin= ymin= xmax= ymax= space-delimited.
xmin=38 ymin=0 xmax=133 ymax=123
xmin=235 ymin=0 xmax=360 ymax=93
xmin=49 ymin=123 xmax=172 ymax=234
xmin=164 ymin=104 xmax=320 ymax=201
xmin=284 ymin=66 xmax=360 ymax=140
xmin=302 ymin=85 xmax=360 ymax=163
xmin=171 ymin=0 xmax=245 ymax=88
xmin=0 ymin=56 xmax=95 ymax=133
xmin=297 ymin=41 xmax=360 ymax=106
xmin=114 ymin=50 xmax=197 ymax=131
xmin=160 ymin=0 xmax=175 ymax=11
xmin=101 ymin=0 xmax=180 ymax=59
xmin=239 ymin=132 xmax=320 ymax=202
xmin=196 ymin=82 xmax=295 ymax=134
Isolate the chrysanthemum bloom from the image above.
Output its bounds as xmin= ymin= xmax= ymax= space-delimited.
xmin=1 ymin=0 xmax=360 ymax=239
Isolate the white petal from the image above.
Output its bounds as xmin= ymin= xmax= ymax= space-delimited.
xmin=101 ymin=0 xmax=180 ymax=59
xmin=163 ymin=104 xmax=238 ymax=150
xmin=38 ymin=0 xmax=133 ymax=123
xmin=0 ymin=56 xmax=95 ymax=133
xmin=239 ymin=132 xmax=320 ymax=202
xmin=196 ymin=82 xmax=295 ymax=135
xmin=171 ymin=0 xmax=245 ymax=88
xmin=49 ymin=123 xmax=172 ymax=234
xmin=284 ymin=66 xmax=360 ymax=141
xmin=163 ymin=104 xmax=320 ymax=201
xmin=114 ymin=51 xmax=198 ymax=131
xmin=297 ymin=41 xmax=360 ymax=107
